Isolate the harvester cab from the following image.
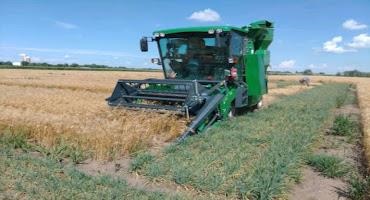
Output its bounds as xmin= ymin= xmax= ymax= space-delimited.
xmin=107 ymin=20 xmax=274 ymax=140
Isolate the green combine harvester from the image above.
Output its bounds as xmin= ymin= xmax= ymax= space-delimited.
xmin=107 ymin=20 xmax=274 ymax=140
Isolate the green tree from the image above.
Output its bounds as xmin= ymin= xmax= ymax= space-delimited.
xmin=21 ymin=61 xmax=29 ymax=66
xmin=70 ymin=63 xmax=79 ymax=68
xmin=302 ymin=69 xmax=313 ymax=75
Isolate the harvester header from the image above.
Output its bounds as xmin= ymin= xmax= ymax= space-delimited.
xmin=107 ymin=20 xmax=274 ymax=140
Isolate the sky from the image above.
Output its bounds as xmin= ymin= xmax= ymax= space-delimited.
xmin=1 ymin=0 xmax=370 ymax=73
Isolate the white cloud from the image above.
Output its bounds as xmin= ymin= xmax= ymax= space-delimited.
xmin=342 ymin=19 xmax=367 ymax=30
xmin=188 ymin=8 xmax=220 ymax=22
xmin=322 ymin=36 xmax=355 ymax=53
xmin=54 ymin=20 xmax=78 ymax=29
xmin=348 ymin=33 xmax=370 ymax=48
xmin=64 ymin=54 xmax=70 ymax=58
xmin=307 ymin=63 xmax=328 ymax=69
xmin=278 ymin=60 xmax=296 ymax=69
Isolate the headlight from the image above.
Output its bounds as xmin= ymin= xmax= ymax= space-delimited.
xmin=208 ymin=29 xmax=215 ymax=34
xmin=228 ymin=57 xmax=234 ymax=64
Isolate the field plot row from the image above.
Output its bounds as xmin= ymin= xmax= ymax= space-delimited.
xmin=270 ymin=75 xmax=370 ymax=165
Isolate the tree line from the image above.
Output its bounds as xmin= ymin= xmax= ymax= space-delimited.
xmin=336 ymin=70 xmax=370 ymax=77
xmin=1 ymin=61 xmax=368 ymax=77
xmin=0 ymin=61 xmax=128 ymax=69
xmin=269 ymin=69 xmax=370 ymax=77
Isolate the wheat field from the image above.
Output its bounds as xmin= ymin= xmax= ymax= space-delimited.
xmin=0 ymin=69 xmax=186 ymax=160
xmin=1 ymin=69 xmax=369 ymax=163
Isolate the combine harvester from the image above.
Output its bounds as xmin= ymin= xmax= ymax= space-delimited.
xmin=107 ymin=20 xmax=274 ymax=140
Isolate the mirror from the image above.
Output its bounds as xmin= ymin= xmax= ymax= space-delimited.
xmin=140 ymin=37 xmax=148 ymax=52
xmin=151 ymin=58 xmax=161 ymax=65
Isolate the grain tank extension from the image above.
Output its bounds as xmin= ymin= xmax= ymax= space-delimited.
xmin=107 ymin=20 xmax=274 ymax=140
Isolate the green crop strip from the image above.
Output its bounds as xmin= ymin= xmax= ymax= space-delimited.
xmin=307 ymin=154 xmax=350 ymax=178
xmin=133 ymin=83 xmax=349 ymax=199
xmin=0 ymin=136 xmax=182 ymax=200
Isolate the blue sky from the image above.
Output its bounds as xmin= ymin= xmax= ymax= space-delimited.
xmin=1 ymin=0 xmax=370 ymax=73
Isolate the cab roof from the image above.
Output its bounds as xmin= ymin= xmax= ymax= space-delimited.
xmin=153 ymin=26 xmax=247 ymax=35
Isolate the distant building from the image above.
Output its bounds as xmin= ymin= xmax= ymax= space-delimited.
xmin=12 ymin=62 xmax=21 ymax=66
xmin=20 ymin=54 xmax=31 ymax=63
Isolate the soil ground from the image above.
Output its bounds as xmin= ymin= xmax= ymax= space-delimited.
xmin=288 ymin=89 xmax=367 ymax=200
xmin=288 ymin=167 xmax=347 ymax=200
